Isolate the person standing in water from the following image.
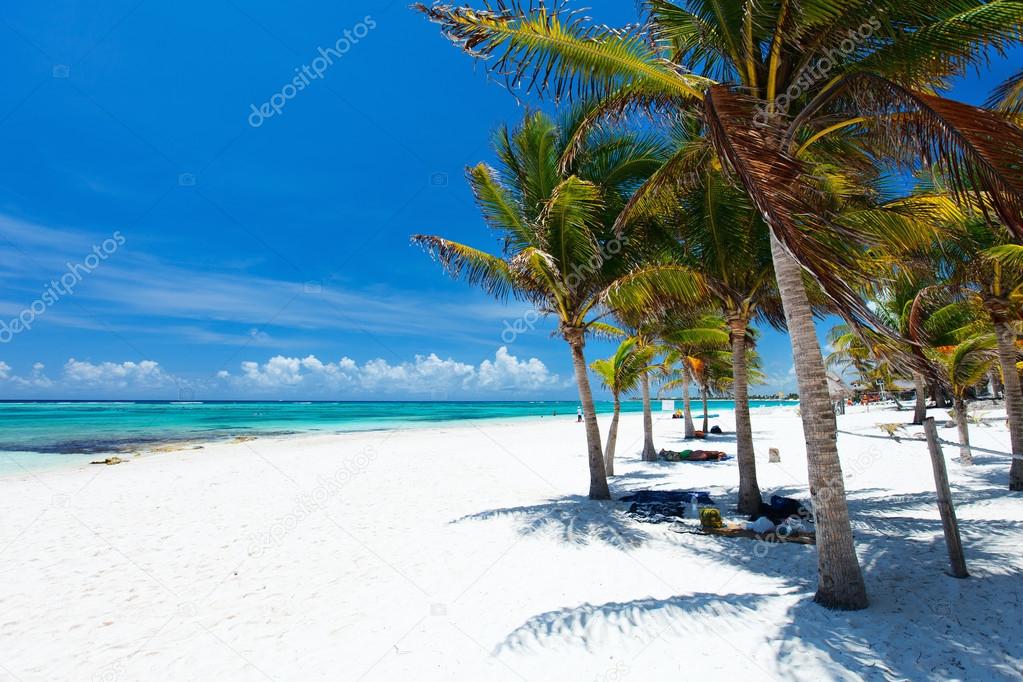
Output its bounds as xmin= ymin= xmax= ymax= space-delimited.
xmin=576 ymin=406 xmax=582 ymax=423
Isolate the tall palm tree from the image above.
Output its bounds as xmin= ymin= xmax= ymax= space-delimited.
xmin=414 ymin=0 xmax=1023 ymax=610
xmin=628 ymin=123 xmax=784 ymax=515
xmin=413 ymin=109 xmax=700 ymax=499
xmin=591 ymin=338 xmax=656 ymax=476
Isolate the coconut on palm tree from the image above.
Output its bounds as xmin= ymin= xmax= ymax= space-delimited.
xmin=413 ymin=109 xmax=702 ymax=499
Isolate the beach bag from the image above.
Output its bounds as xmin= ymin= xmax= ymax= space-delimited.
xmin=770 ymin=495 xmax=811 ymax=522
xmin=700 ymin=507 xmax=724 ymax=529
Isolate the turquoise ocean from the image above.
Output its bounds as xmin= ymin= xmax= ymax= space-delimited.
xmin=0 ymin=399 xmax=796 ymax=475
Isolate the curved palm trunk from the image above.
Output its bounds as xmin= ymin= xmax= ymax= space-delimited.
xmin=640 ymin=374 xmax=657 ymax=461
xmin=701 ymin=385 xmax=710 ymax=433
xmin=912 ymin=373 xmax=928 ymax=425
xmin=681 ymin=368 xmax=696 ymax=438
xmin=770 ymin=233 xmax=867 ymax=610
xmin=953 ymin=395 xmax=973 ymax=465
xmin=993 ymin=321 xmax=1023 ymax=490
xmin=565 ymin=330 xmax=610 ymax=499
xmin=729 ymin=315 xmax=762 ymax=516
xmin=605 ymin=396 xmax=621 ymax=477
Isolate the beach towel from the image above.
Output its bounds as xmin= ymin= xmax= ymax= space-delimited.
xmin=620 ymin=490 xmax=714 ymax=505
xmin=660 ymin=449 xmax=729 ymax=462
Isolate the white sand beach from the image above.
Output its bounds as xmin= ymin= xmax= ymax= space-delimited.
xmin=1 ymin=405 xmax=1021 ymax=681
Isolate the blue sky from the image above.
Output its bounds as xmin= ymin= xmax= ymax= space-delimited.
xmin=0 ymin=1 xmax=1018 ymax=400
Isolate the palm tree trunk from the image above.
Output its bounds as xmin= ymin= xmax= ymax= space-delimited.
xmin=770 ymin=233 xmax=867 ymax=610
xmin=989 ymin=368 xmax=1002 ymax=402
xmin=565 ymin=329 xmax=610 ymax=499
xmin=912 ymin=373 xmax=928 ymax=425
xmin=682 ymin=368 xmax=696 ymax=438
xmin=993 ymin=320 xmax=1023 ymax=490
xmin=640 ymin=373 xmax=657 ymax=461
xmin=701 ymin=385 xmax=710 ymax=433
xmin=953 ymin=395 xmax=973 ymax=465
xmin=605 ymin=397 xmax=621 ymax=477
xmin=729 ymin=314 xmax=762 ymax=516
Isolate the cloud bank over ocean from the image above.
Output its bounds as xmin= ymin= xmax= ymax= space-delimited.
xmin=0 ymin=347 xmax=566 ymax=399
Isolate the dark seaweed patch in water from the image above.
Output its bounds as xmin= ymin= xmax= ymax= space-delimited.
xmin=0 ymin=430 xmax=299 ymax=455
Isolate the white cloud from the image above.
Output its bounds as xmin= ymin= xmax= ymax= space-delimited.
xmin=478 ymin=347 xmax=562 ymax=391
xmin=218 ymin=347 xmax=561 ymax=396
xmin=63 ymin=359 xmax=172 ymax=388
xmin=0 ymin=348 xmax=565 ymax=398
xmin=0 ymin=361 xmax=53 ymax=388
xmin=0 ymin=213 xmax=514 ymax=347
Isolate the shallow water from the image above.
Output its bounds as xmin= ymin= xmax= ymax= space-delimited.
xmin=0 ymin=399 xmax=796 ymax=474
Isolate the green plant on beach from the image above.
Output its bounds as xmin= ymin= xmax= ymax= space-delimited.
xmin=412 ymin=109 xmax=702 ymax=500
xmin=414 ymin=0 xmax=1023 ymax=609
xmin=591 ymin=338 xmax=657 ymax=476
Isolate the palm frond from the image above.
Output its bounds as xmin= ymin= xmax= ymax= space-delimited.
xmin=602 ymin=264 xmax=707 ymax=318
xmin=794 ymin=73 xmax=1023 ymax=239
xmin=414 ymin=1 xmax=712 ymax=103
xmin=411 ymin=235 xmax=517 ymax=300
xmin=987 ymin=68 xmax=1023 ymax=115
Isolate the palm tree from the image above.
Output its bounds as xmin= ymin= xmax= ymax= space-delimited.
xmin=636 ymin=125 xmax=784 ymax=515
xmin=692 ymin=348 xmax=763 ymax=433
xmin=929 ymin=334 xmax=998 ymax=464
xmin=414 ymin=0 xmax=1023 ymax=610
xmin=591 ymin=338 xmax=656 ymax=476
xmin=895 ymin=191 xmax=1023 ymax=488
xmin=597 ymin=321 xmax=665 ymax=461
xmin=659 ymin=315 xmax=731 ymax=436
xmin=413 ymin=109 xmax=700 ymax=499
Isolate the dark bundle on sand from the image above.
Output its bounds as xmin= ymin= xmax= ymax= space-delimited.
xmin=621 ymin=490 xmax=716 ymax=524
xmin=620 ymin=490 xmax=714 ymax=504
xmin=749 ymin=495 xmax=813 ymax=524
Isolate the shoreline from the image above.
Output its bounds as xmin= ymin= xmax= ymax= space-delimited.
xmin=0 ymin=401 xmax=801 ymax=477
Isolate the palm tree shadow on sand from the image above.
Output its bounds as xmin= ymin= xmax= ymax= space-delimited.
xmin=451 ymin=495 xmax=653 ymax=549
xmin=464 ymin=478 xmax=1023 ymax=678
